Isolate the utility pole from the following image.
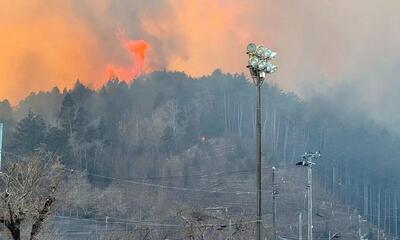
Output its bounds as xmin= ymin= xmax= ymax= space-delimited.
xmin=229 ymin=219 xmax=232 ymax=239
xmin=296 ymin=152 xmax=321 ymax=240
xmin=358 ymin=215 xmax=367 ymax=239
xmin=358 ymin=215 xmax=362 ymax=239
xmin=106 ymin=216 xmax=109 ymax=234
xmin=299 ymin=212 xmax=303 ymax=240
xmin=272 ymin=166 xmax=277 ymax=240
xmin=394 ymin=193 xmax=399 ymax=239
xmin=0 ymin=123 xmax=3 ymax=170
xmin=378 ymin=190 xmax=381 ymax=240
xmin=246 ymin=42 xmax=277 ymax=240
xmin=308 ymin=162 xmax=313 ymax=240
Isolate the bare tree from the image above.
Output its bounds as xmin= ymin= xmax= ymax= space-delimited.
xmin=0 ymin=153 xmax=65 ymax=240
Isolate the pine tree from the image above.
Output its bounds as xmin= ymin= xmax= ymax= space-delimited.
xmin=58 ymin=93 xmax=76 ymax=136
xmin=12 ymin=112 xmax=47 ymax=154
xmin=73 ymin=106 xmax=89 ymax=141
xmin=45 ymin=126 xmax=71 ymax=161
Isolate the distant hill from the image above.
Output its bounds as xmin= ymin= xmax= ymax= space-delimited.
xmin=0 ymin=70 xmax=399 ymax=239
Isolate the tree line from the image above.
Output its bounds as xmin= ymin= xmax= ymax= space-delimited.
xmin=1 ymin=70 xmax=400 ymax=238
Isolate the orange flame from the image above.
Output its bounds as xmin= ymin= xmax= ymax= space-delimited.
xmin=104 ymin=30 xmax=150 ymax=83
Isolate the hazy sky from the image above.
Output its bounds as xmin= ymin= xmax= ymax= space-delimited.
xmin=1 ymin=0 xmax=400 ymax=130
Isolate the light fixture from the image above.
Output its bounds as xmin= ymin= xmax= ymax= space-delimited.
xmin=266 ymin=62 xmax=277 ymax=73
xmin=263 ymin=49 xmax=277 ymax=60
xmin=256 ymin=46 xmax=267 ymax=57
xmin=270 ymin=51 xmax=277 ymax=59
xmin=247 ymin=43 xmax=277 ymax=76
xmin=249 ymin=56 xmax=259 ymax=68
xmin=247 ymin=43 xmax=257 ymax=54
xmin=258 ymin=60 xmax=267 ymax=70
xmin=262 ymin=49 xmax=272 ymax=59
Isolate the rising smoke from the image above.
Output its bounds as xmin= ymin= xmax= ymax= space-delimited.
xmin=1 ymin=0 xmax=400 ymax=131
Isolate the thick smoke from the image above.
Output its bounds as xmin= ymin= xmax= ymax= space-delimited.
xmin=0 ymin=0 xmax=185 ymax=102
xmin=1 ymin=0 xmax=400 ymax=131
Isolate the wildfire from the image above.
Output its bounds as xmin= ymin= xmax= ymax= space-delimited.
xmin=105 ymin=30 xmax=150 ymax=82
xmin=0 ymin=0 xmax=260 ymax=103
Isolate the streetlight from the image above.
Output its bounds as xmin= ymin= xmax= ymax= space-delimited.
xmin=246 ymin=43 xmax=277 ymax=240
xmin=296 ymin=151 xmax=321 ymax=240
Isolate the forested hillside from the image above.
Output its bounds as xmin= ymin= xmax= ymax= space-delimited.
xmin=1 ymin=70 xmax=399 ymax=239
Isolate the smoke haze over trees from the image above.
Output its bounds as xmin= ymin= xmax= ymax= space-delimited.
xmin=0 ymin=70 xmax=400 ymax=238
xmin=4 ymin=0 xmax=400 ymax=135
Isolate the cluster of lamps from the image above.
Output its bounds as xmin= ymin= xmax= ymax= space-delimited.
xmin=246 ymin=43 xmax=277 ymax=76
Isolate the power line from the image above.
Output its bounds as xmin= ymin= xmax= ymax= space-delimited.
xmin=70 ymin=168 xmax=257 ymax=195
xmin=2 ymin=151 xmax=294 ymax=180
xmin=2 ymin=151 xmax=286 ymax=195
xmin=54 ymin=215 xmax=257 ymax=228
xmin=54 ymin=215 xmax=181 ymax=228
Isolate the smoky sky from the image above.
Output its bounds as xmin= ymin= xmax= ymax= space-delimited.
xmin=1 ymin=0 xmax=400 ymax=132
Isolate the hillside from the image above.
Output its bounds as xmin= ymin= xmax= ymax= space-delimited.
xmin=0 ymin=70 xmax=399 ymax=239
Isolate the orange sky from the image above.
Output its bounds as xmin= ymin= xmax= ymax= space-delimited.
xmin=2 ymin=0 xmax=400 ymax=106
xmin=0 ymin=1 xmax=100 ymax=103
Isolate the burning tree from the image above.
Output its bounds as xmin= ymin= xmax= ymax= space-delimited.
xmin=0 ymin=153 xmax=65 ymax=240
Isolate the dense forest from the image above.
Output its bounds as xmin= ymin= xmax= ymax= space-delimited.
xmin=1 ymin=70 xmax=400 ymax=239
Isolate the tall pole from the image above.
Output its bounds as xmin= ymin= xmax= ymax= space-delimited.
xmin=297 ymin=152 xmax=320 ymax=240
xmin=229 ymin=219 xmax=232 ymax=239
xmin=378 ymin=189 xmax=381 ymax=240
xmin=395 ymin=194 xmax=398 ymax=239
xmin=299 ymin=212 xmax=303 ymax=240
xmin=106 ymin=216 xmax=109 ymax=234
xmin=358 ymin=215 xmax=362 ymax=239
xmin=272 ymin=166 xmax=277 ymax=240
xmin=308 ymin=163 xmax=313 ymax=240
xmin=246 ymin=42 xmax=278 ymax=240
xmin=0 ymin=123 xmax=3 ymax=170
xmin=256 ymin=81 xmax=262 ymax=240
xmin=296 ymin=152 xmax=321 ymax=240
